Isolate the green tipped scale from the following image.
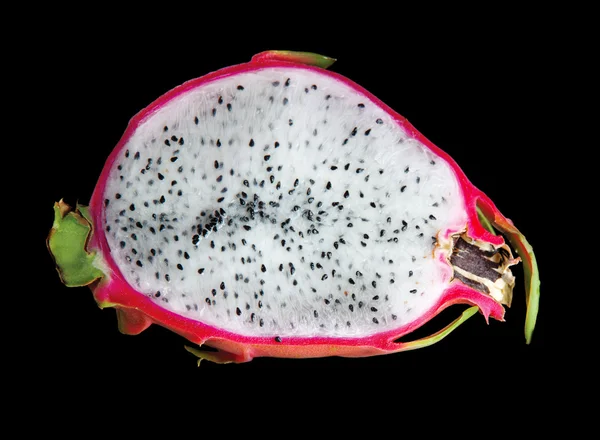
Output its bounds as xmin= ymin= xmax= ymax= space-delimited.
xmin=48 ymin=201 xmax=103 ymax=287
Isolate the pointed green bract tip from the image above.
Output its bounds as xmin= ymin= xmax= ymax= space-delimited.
xmin=399 ymin=306 xmax=480 ymax=351
xmin=184 ymin=345 xmax=238 ymax=365
xmin=47 ymin=200 xmax=104 ymax=287
xmin=476 ymin=204 xmax=540 ymax=345
xmin=252 ymin=50 xmax=336 ymax=69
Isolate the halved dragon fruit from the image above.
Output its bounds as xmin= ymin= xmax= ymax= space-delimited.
xmin=48 ymin=50 xmax=540 ymax=364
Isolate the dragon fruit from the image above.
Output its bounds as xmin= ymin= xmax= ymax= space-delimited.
xmin=47 ymin=50 xmax=540 ymax=364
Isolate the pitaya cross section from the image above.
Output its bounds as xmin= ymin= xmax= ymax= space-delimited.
xmin=47 ymin=50 xmax=540 ymax=364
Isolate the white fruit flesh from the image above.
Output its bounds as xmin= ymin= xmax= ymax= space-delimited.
xmin=102 ymin=67 xmax=468 ymax=337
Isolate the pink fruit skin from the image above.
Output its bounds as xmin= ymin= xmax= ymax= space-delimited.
xmin=86 ymin=52 xmax=517 ymax=362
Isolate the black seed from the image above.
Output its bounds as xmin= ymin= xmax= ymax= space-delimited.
xmin=365 ymin=129 xmax=371 ymax=136
xmin=373 ymin=318 xmax=379 ymax=324
xmin=243 ymin=225 xmax=251 ymax=231
xmin=370 ymin=202 xmax=376 ymax=208
xmin=326 ymin=181 xmax=332 ymax=190
xmin=136 ymin=260 xmax=143 ymax=267
xmin=165 ymin=274 xmax=170 ymax=281
xmin=331 ymin=166 xmax=338 ymax=171
xmin=321 ymin=274 xmax=328 ymax=281
xmin=274 ymin=336 xmax=282 ymax=343
xmin=249 ymin=138 xmax=255 ymax=147
xmin=429 ymin=214 xmax=437 ymax=220
xmin=176 ymin=263 xmax=183 ymax=270
xmin=349 ymin=304 xmax=354 ymax=312
xmin=129 ymin=203 xmax=135 ymax=211
xmin=402 ymin=220 xmax=408 ymax=231
xmin=236 ymin=307 xmax=242 ymax=316
xmin=160 ymin=195 xmax=166 ymax=204
xmin=197 ymin=268 xmax=205 ymax=274
xmin=349 ymin=278 xmax=355 ymax=285
xmin=358 ymin=103 xmax=365 ymax=108
xmin=347 ymin=223 xmax=353 ymax=228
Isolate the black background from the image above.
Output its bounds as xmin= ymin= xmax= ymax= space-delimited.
xmin=27 ymin=16 xmax=560 ymax=411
